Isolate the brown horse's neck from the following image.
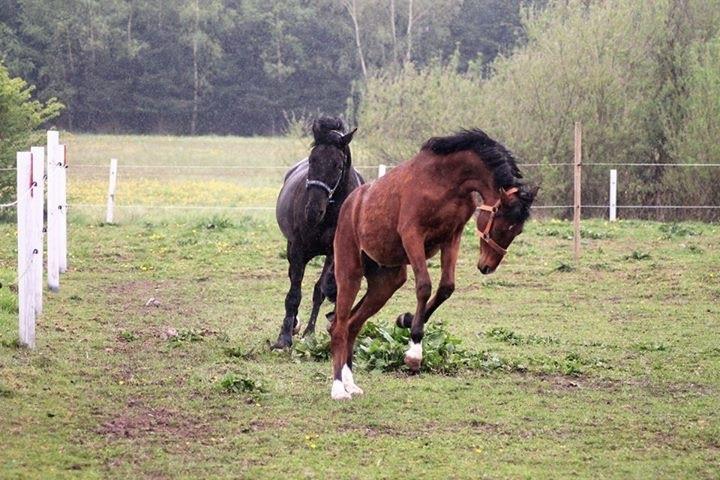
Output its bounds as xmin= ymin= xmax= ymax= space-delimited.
xmin=444 ymin=151 xmax=501 ymax=205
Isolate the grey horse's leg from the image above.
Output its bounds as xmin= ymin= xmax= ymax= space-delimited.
xmin=303 ymin=256 xmax=333 ymax=336
xmin=272 ymin=243 xmax=307 ymax=349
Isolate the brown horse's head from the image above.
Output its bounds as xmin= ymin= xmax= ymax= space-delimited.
xmin=305 ymin=120 xmax=356 ymax=226
xmin=477 ymin=184 xmax=538 ymax=274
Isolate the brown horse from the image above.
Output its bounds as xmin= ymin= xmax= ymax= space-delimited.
xmin=328 ymin=129 xmax=537 ymax=400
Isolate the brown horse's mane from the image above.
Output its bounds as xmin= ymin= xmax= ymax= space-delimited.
xmin=422 ymin=129 xmax=533 ymax=223
xmin=422 ymin=129 xmax=522 ymax=185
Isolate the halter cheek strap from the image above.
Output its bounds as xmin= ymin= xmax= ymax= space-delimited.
xmin=476 ymin=187 xmax=519 ymax=257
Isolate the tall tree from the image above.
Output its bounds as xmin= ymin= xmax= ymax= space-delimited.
xmin=342 ymin=0 xmax=368 ymax=80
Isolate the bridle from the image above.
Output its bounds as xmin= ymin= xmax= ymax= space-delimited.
xmin=476 ymin=187 xmax=519 ymax=257
xmin=305 ymin=130 xmax=348 ymax=204
xmin=305 ymin=162 xmax=345 ymax=203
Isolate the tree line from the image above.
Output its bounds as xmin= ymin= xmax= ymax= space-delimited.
xmin=0 ymin=0 xmax=529 ymax=135
xmin=359 ymin=0 xmax=720 ymax=219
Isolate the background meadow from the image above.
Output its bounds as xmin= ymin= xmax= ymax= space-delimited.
xmin=1 ymin=135 xmax=719 ymax=479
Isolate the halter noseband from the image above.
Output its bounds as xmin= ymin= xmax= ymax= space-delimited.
xmin=476 ymin=187 xmax=519 ymax=257
xmin=305 ymin=131 xmax=348 ymax=203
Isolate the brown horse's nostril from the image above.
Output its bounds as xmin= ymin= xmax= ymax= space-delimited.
xmin=479 ymin=265 xmax=493 ymax=275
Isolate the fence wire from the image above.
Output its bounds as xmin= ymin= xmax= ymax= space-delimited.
xmin=62 ymin=160 xmax=720 ymax=219
xmin=0 ymin=184 xmax=36 ymax=209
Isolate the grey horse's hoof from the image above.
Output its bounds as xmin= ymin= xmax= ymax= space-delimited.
xmin=270 ymin=335 xmax=293 ymax=350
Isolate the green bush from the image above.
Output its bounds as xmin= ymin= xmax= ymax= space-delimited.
xmin=357 ymin=53 xmax=484 ymax=164
xmin=0 ymin=63 xmax=62 ymax=208
xmin=294 ymin=320 xmax=518 ymax=375
xmin=357 ymin=0 xmax=720 ymax=220
xmin=219 ymin=373 xmax=267 ymax=395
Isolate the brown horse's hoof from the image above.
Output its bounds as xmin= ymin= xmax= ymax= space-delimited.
xmin=404 ymin=354 xmax=422 ymax=373
xmin=301 ymin=324 xmax=316 ymax=337
xmin=325 ymin=311 xmax=336 ymax=332
xmin=396 ymin=312 xmax=413 ymax=328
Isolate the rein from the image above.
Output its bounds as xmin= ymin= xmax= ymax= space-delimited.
xmin=476 ymin=187 xmax=519 ymax=256
xmin=305 ymin=132 xmax=348 ymax=203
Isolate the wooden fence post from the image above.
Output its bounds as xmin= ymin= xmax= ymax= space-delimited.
xmin=17 ymin=151 xmax=36 ymax=348
xmin=30 ymin=146 xmax=45 ymax=315
xmin=59 ymin=145 xmax=67 ymax=273
xmin=609 ymin=169 xmax=617 ymax=222
xmin=47 ymin=132 xmax=60 ymax=292
xmin=573 ymin=122 xmax=582 ymax=261
xmin=106 ymin=158 xmax=118 ymax=223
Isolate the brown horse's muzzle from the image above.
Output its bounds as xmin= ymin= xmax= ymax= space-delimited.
xmin=477 ymin=248 xmax=501 ymax=274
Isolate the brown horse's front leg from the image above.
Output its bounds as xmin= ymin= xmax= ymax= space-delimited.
xmin=424 ymin=232 xmax=461 ymax=320
xmin=396 ymin=232 xmax=461 ymax=328
xmin=400 ymin=232 xmax=432 ymax=372
xmin=397 ymin=232 xmax=462 ymax=371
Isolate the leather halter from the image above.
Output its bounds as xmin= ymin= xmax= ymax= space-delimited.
xmin=305 ymin=130 xmax=347 ymax=204
xmin=476 ymin=187 xmax=519 ymax=256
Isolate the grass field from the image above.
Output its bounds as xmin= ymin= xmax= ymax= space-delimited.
xmin=63 ymin=134 xmax=382 ymax=221
xmin=1 ymin=135 xmax=719 ymax=478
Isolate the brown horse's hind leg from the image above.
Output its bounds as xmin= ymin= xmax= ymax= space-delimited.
xmin=339 ymin=266 xmax=408 ymax=394
xmin=329 ymin=237 xmax=363 ymax=400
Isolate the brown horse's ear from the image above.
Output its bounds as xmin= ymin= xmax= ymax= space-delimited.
xmin=499 ymin=187 xmax=517 ymax=205
xmin=522 ymin=184 xmax=540 ymax=202
xmin=340 ymin=127 xmax=357 ymax=146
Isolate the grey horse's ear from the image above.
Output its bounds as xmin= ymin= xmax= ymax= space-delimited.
xmin=340 ymin=127 xmax=357 ymax=146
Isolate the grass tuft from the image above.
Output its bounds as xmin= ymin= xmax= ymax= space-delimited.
xmin=625 ymin=250 xmax=651 ymax=260
xmin=659 ymin=223 xmax=700 ymax=238
xmin=552 ymin=262 xmax=575 ymax=273
xmin=0 ymin=382 xmax=13 ymax=398
xmin=219 ymin=373 xmax=267 ymax=395
xmin=223 ymin=346 xmax=258 ymax=360
xmin=632 ymin=342 xmax=669 ymax=352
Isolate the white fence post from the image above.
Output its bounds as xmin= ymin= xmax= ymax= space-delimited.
xmin=59 ymin=144 xmax=67 ymax=273
xmin=30 ymin=146 xmax=45 ymax=315
xmin=573 ymin=122 xmax=582 ymax=261
xmin=106 ymin=158 xmax=118 ymax=223
xmin=47 ymin=131 xmax=60 ymax=292
xmin=378 ymin=164 xmax=386 ymax=177
xmin=609 ymin=169 xmax=617 ymax=222
xmin=17 ymin=151 xmax=36 ymax=348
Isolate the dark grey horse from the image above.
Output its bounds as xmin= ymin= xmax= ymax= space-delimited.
xmin=273 ymin=117 xmax=364 ymax=349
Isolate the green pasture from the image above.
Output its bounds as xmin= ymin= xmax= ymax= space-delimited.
xmin=61 ymin=134 xmax=383 ymax=223
xmin=1 ymin=135 xmax=719 ymax=479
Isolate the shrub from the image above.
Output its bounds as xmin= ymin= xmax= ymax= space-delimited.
xmin=0 ymin=63 xmax=62 ymax=209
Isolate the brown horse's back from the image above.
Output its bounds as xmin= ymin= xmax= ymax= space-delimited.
xmin=340 ymin=151 xmax=476 ymax=268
